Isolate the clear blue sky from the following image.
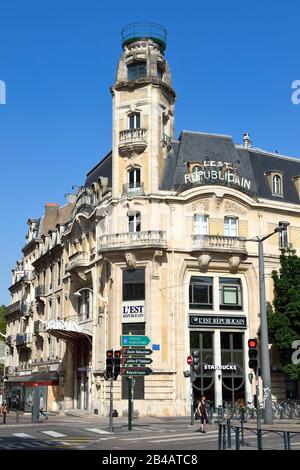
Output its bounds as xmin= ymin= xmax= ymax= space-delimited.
xmin=0 ymin=1 xmax=299 ymax=304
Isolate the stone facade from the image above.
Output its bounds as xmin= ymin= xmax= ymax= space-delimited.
xmin=4 ymin=25 xmax=300 ymax=415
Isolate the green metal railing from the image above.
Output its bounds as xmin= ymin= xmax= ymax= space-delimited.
xmin=121 ymin=23 xmax=167 ymax=50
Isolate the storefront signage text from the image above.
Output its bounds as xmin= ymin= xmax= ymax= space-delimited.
xmin=189 ymin=315 xmax=247 ymax=329
xmin=203 ymin=364 xmax=237 ymax=371
xmin=184 ymin=160 xmax=252 ymax=190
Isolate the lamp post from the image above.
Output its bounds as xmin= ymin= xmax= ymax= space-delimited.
xmin=247 ymin=224 xmax=288 ymax=425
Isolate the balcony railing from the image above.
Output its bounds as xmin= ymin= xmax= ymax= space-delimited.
xmin=99 ymin=230 xmax=167 ymax=251
xmin=191 ymin=235 xmax=247 ymax=253
xmin=35 ymin=285 xmax=45 ymax=298
xmin=119 ymin=128 xmax=147 ymax=156
xmin=16 ymin=333 xmax=33 ymax=347
xmin=65 ymin=251 xmax=90 ymax=271
xmin=34 ymin=320 xmax=46 ymax=334
xmin=5 ymin=300 xmax=21 ymax=316
xmin=122 ymin=182 xmax=145 ymax=197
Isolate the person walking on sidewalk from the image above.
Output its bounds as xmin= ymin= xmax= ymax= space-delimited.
xmin=39 ymin=395 xmax=48 ymax=421
xmin=196 ymin=395 xmax=208 ymax=433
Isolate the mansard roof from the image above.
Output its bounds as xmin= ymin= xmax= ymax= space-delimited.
xmin=161 ymin=131 xmax=300 ymax=204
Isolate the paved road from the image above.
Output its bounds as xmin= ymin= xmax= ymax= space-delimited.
xmin=0 ymin=414 xmax=299 ymax=450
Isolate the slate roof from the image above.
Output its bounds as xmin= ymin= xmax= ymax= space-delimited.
xmin=84 ymin=151 xmax=112 ymax=187
xmin=160 ymin=131 xmax=300 ymax=204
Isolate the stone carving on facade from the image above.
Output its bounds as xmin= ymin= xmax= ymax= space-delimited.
xmin=228 ymin=255 xmax=242 ymax=273
xmin=125 ymin=252 xmax=137 ymax=268
xmin=192 ymin=198 xmax=210 ymax=213
xmin=214 ymin=195 xmax=223 ymax=209
xmin=152 ymin=250 xmax=163 ymax=279
xmin=198 ymin=254 xmax=212 ymax=271
xmin=224 ymin=200 xmax=247 ymax=215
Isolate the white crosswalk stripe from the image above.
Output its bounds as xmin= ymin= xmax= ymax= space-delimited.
xmin=85 ymin=428 xmax=114 ymax=435
xmin=121 ymin=430 xmax=218 ymax=441
xmin=13 ymin=433 xmax=36 ymax=439
xmin=41 ymin=431 xmax=67 ymax=438
xmin=149 ymin=432 xmax=219 ymax=443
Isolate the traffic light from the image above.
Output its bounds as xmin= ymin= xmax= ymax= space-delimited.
xmin=248 ymin=338 xmax=258 ymax=373
xmin=114 ymin=350 xmax=121 ymax=380
xmin=192 ymin=350 xmax=201 ymax=373
xmin=105 ymin=349 xmax=114 ymax=379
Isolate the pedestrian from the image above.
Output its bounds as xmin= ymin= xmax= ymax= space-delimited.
xmin=39 ymin=395 xmax=48 ymax=421
xmin=195 ymin=395 xmax=208 ymax=433
xmin=1 ymin=400 xmax=9 ymax=423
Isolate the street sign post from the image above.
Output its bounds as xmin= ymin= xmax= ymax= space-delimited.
xmin=123 ymin=357 xmax=153 ymax=366
xmin=122 ymin=367 xmax=153 ymax=376
xmin=122 ymin=347 xmax=153 ymax=356
xmin=121 ymin=335 xmax=151 ymax=347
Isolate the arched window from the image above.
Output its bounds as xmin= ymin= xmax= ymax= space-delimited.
xmin=128 ymin=168 xmax=141 ymax=189
xmin=128 ymin=112 xmax=141 ymax=130
xmin=127 ymin=61 xmax=147 ymax=81
xmin=273 ymin=175 xmax=282 ymax=195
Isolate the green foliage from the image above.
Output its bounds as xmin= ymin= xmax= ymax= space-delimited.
xmin=268 ymin=248 xmax=300 ymax=380
xmin=0 ymin=305 xmax=6 ymax=335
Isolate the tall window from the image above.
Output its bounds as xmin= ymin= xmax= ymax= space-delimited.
xmin=272 ymin=175 xmax=282 ymax=195
xmin=127 ymin=61 xmax=147 ymax=81
xmin=279 ymin=222 xmax=289 ymax=248
xmin=189 ymin=276 xmax=213 ymax=310
xmin=123 ymin=269 xmax=145 ymax=301
xmin=128 ymin=112 xmax=141 ymax=129
xmin=78 ymin=289 xmax=91 ymax=321
xmin=57 ymin=261 xmax=61 ymax=286
xmin=221 ymin=333 xmax=245 ymax=403
xmin=219 ymin=278 xmax=242 ymax=310
xmin=128 ymin=168 xmax=141 ymax=189
xmin=224 ymin=217 xmax=238 ymax=237
xmin=128 ymin=212 xmax=141 ymax=233
xmin=194 ymin=215 xmax=209 ymax=235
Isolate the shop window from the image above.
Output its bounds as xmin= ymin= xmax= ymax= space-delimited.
xmin=123 ymin=269 xmax=145 ymax=301
xmin=194 ymin=215 xmax=209 ymax=235
xmin=224 ymin=217 xmax=238 ymax=237
xmin=221 ymin=332 xmax=245 ymax=403
xmin=219 ymin=278 xmax=242 ymax=310
xmin=127 ymin=61 xmax=147 ymax=81
xmin=189 ymin=276 xmax=213 ymax=310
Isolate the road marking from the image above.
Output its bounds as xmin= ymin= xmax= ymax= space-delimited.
xmin=121 ymin=430 xmax=218 ymax=441
xmin=149 ymin=433 xmax=220 ymax=443
xmin=85 ymin=428 xmax=114 ymax=435
xmin=41 ymin=431 xmax=67 ymax=438
xmin=13 ymin=433 xmax=36 ymax=439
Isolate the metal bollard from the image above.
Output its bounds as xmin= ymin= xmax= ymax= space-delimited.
xmin=235 ymin=427 xmax=240 ymax=450
xmin=16 ymin=409 xmax=19 ymax=424
xmin=286 ymin=431 xmax=291 ymax=450
xmin=3 ymin=413 xmax=6 ymax=424
xmin=227 ymin=419 xmax=231 ymax=448
xmin=222 ymin=424 xmax=227 ymax=450
xmin=218 ymin=422 xmax=222 ymax=450
xmin=257 ymin=428 xmax=263 ymax=450
xmin=240 ymin=417 xmax=245 ymax=446
xmin=283 ymin=431 xmax=288 ymax=450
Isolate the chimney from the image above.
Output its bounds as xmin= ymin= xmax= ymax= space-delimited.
xmin=243 ymin=133 xmax=252 ymax=148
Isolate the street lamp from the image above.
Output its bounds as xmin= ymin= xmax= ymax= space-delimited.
xmin=247 ymin=223 xmax=288 ymax=424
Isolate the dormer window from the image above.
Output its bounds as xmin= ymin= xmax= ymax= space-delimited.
xmin=265 ymin=170 xmax=284 ymax=197
xmin=273 ymin=175 xmax=282 ymax=195
xmin=127 ymin=61 xmax=147 ymax=81
xmin=128 ymin=112 xmax=141 ymax=129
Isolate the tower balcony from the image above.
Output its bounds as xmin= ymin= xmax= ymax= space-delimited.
xmin=121 ymin=23 xmax=167 ymax=50
xmin=99 ymin=230 xmax=167 ymax=252
xmin=65 ymin=251 xmax=90 ymax=272
xmin=191 ymin=235 xmax=247 ymax=255
xmin=119 ymin=128 xmax=147 ymax=157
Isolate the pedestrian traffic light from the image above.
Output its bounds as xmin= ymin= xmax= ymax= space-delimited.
xmin=192 ymin=350 xmax=201 ymax=373
xmin=114 ymin=350 xmax=121 ymax=380
xmin=105 ymin=349 xmax=114 ymax=379
xmin=248 ymin=338 xmax=258 ymax=373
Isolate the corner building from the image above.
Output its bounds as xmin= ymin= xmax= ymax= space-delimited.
xmin=5 ymin=24 xmax=300 ymax=415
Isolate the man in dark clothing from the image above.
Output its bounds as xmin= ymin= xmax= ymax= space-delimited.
xmin=196 ymin=395 xmax=208 ymax=433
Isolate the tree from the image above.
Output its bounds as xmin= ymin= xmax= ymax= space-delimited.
xmin=268 ymin=248 xmax=300 ymax=380
xmin=0 ymin=304 xmax=6 ymax=336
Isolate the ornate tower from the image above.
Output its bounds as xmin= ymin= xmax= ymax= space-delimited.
xmin=111 ymin=23 xmax=176 ymax=199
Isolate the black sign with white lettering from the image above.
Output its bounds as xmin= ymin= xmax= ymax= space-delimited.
xmin=189 ymin=315 xmax=247 ymax=329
